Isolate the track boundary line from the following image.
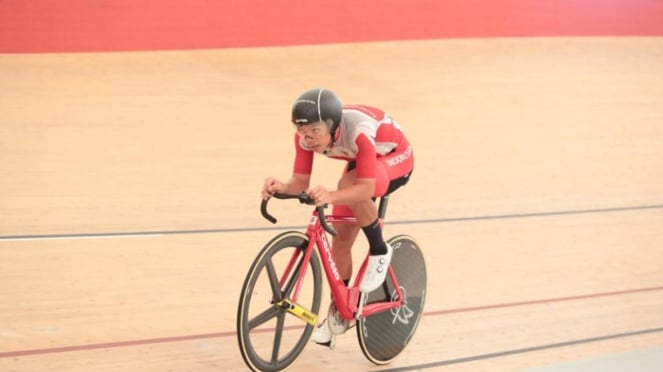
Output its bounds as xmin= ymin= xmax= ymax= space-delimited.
xmin=378 ymin=327 xmax=663 ymax=372
xmin=1 ymin=285 xmax=661 ymax=358
xmin=426 ymin=286 xmax=663 ymax=316
xmin=2 ymin=203 xmax=662 ymax=241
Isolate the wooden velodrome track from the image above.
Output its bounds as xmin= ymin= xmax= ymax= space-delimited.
xmin=1 ymin=37 xmax=663 ymax=371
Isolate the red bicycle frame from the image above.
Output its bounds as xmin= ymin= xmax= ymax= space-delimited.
xmin=279 ymin=209 xmax=404 ymax=321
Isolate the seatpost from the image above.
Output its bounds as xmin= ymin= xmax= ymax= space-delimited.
xmin=377 ymin=194 xmax=390 ymax=220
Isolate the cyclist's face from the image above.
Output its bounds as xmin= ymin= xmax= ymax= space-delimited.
xmin=296 ymin=122 xmax=331 ymax=153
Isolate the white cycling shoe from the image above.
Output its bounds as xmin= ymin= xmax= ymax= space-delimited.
xmin=310 ymin=319 xmax=337 ymax=349
xmin=359 ymin=243 xmax=393 ymax=293
xmin=311 ymin=303 xmax=355 ymax=349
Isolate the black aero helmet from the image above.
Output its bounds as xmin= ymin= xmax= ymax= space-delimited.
xmin=291 ymin=88 xmax=343 ymax=135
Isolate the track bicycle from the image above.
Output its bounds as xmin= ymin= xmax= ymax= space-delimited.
xmin=237 ymin=192 xmax=426 ymax=371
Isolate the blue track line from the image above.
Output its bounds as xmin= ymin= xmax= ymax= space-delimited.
xmin=1 ymin=203 xmax=662 ymax=241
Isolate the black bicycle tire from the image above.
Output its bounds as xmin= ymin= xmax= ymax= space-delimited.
xmin=237 ymin=231 xmax=323 ymax=372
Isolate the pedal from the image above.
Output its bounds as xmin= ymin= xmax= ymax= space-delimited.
xmin=276 ymin=299 xmax=318 ymax=326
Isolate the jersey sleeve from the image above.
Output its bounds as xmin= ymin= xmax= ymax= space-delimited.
xmin=354 ymin=133 xmax=377 ymax=179
xmin=292 ymin=133 xmax=314 ymax=175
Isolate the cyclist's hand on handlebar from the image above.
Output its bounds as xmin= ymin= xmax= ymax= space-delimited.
xmin=262 ymin=177 xmax=286 ymax=199
xmin=306 ymin=185 xmax=333 ymax=207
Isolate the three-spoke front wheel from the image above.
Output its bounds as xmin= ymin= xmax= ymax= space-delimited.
xmin=237 ymin=232 xmax=322 ymax=372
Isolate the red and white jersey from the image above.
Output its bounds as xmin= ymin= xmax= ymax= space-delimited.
xmin=293 ymin=105 xmax=412 ymax=181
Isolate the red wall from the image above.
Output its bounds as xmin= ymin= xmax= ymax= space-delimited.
xmin=1 ymin=0 xmax=662 ymax=53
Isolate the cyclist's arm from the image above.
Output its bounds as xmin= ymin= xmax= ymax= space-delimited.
xmin=287 ymin=133 xmax=314 ymax=194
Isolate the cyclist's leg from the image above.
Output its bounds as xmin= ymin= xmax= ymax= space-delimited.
xmin=330 ymin=163 xmax=380 ymax=281
xmin=353 ymin=163 xmax=393 ymax=292
xmin=314 ymin=160 xmax=403 ymax=345
xmin=329 ymin=192 xmax=376 ymax=281
xmin=330 ymin=219 xmax=359 ymax=282
xmin=311 ymin=171 xmax=365 ymax=347
xmin=357 ymin=144 xmax=414 ymax=292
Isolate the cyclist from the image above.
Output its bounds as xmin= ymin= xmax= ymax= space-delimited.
xmin=261 ymin=88 xmax=414 ymax=348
